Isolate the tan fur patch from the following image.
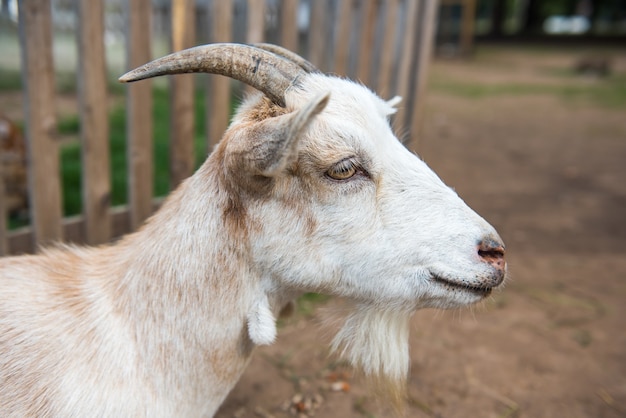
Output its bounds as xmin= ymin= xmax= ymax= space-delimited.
xmin=239 ymin=96 xmax=289 ymax=123
xmin=211 ymin=95 xmax=305 ymax=240
xmin=208 ymin=142 xmax=251 ymax=240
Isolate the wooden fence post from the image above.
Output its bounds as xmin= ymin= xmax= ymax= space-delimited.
xmin=207 ymin=0 xmax=233 ymax=151
xmin=125 ymin=0 xmax=154 ymax=230
xmin=408 ymin=0 xmax=440 ymax=150
xmin=170 ymin=0 xmax=196 ymax=187
xmin=377 ymin=0 xmax=400 ymax=97
xmin=394 ymin=0 xmax=420 ymax=141
xmin=246 ymin=0 xmax=266 ymax=45
xmin=460 ymin=0 xmax=476 ymax=56
xmin=245 ymin=0 xmax=266 ymax=96
xmin=356 ymin=0 xmax=378 ymax=85
xmin=308 ymin=0 xmax=327 ymax=70
xmin=77 ymin=0 xmax=112 ymax=245
xmin=0 ymin=162 xmax=6 ymax=255
xmin=280 ymin=0 xmax=299 ymax=52
xmin=18 ymin=0 xmax=63 ymax=248
xmin=332 ymin=0 xmax=352 ymax=76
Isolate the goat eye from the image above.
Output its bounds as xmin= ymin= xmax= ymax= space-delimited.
xmin=326 ymin=159 xmax=357 ymax=180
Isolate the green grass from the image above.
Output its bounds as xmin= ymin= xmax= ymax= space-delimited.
xmin=297 ymin=293 xmax=331 ymax=316
xmin=0 ymin=68 xmax=22 ymax=91
xmin=429 ymin=74 xmax=626 ymax=108
xmin=430 ymin=45 xmax=626 ymax=109
xmin=0 ymin=68 xmax=132 ymax=101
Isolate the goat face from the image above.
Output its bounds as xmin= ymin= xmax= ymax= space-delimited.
xmin=119 ymin=43 xmax=506 ymax=309
xmin=120 ymin=43 xmax=506 ymax=391
xmin=226 ymin=73 xmax=506 ymax=311
xmin=218 ymin=73 xmax=507 ymax=392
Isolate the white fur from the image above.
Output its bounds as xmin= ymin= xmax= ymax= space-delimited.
xmin=331 ymin=304 xmax=412 ymax=382
xmin=247 ymin=292 xmax=277 ymax=345
xmin=0 ymin=69 xmax=505 ymax=417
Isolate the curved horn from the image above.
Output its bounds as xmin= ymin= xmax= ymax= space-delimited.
xmin=119 ymin=43 xmax=305 ymax=107
xmin=253 ymin=43 xmax=319 ymax=73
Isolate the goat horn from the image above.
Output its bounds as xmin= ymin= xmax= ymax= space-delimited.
xmin=253 ymin=43 xmax=319 ymax=73
xmin=119 ymin=43 xmax=305 ymax=107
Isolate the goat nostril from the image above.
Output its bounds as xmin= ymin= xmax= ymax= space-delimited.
xmin=478 ymin=239 xmax=506 ymax=267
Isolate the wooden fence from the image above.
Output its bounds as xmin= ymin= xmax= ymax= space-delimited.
xmin=0 ymin=0 xmax=439 ymax=256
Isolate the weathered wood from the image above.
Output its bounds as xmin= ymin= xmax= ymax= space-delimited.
xmin=280 ymin=0 xmax=299 ymax=52
xmin=6 ymin=200 xmax=163 ymax=256
xmin=332 ymin=1 xmax=352 ymax=76
xmin=77 ymin=0 xmax=112 ymax=245
xmin=18 ymin=0 xmax=63 ymax=248
xmin=0 ymin=161 xmax=6 ymax=256
xmin=460 ymin=0 xmax=476 ymax=56
xmin=377 ymin=0 xmax=400 ymax=97
xmin=246 ymin=0 xmax=266 ymax=44
xmin=308 ymin=0 xmax=327 ymax=70
xmin=125 ymin=0 xmax=154 ymax=230
xmin=245 ymin=0 xmax=266 ymax=96
xmin=332 ymin=0 xmax=352 ymax=76
xmin=394 ymin=0 xmax=420 ymax=138
xmin=409 ymin=0 xmax=440 ymax=150
xmin=207 ymin=0 xmax=233 ymax=151
xmin=356 ymin=0 xmax=377 ymax=85
xmin=170 ymin=0 xmax=196 ymax=187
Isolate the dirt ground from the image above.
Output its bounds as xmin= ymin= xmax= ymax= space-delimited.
xmin=214 ymin=47 xmax=626 ymax=418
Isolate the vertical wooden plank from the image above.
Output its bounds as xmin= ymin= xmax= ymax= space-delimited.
xmin=170 ymin=0 xmax=196 ymax=187
xmin=280 ymin=0 xmax=299 ymax=52
xmin=77 ymin=0 xmax=111 ymax=245
xmin=332 ymin=0 xmax=352 ymax=76
xmin=0 ymin=161 xmax=6 ymax=255
xmin=207 ymin=0 xmax=233 ymax=151
xmin=377 ymin=0 xmax=400 ymax=97
xmin=18 ymin=0 xmax=63 ymax=247
xmin=460 ymin=0 xmax=476 ymax=56
xmin=394 ymin=0 xmax=420 ymax=137
xmin=308 ymin=0 xmax=326 ymax=69
xmin=246 ymin=0 xmax=266 ymax=44
xmin=245 ymin=0 xmax=266 ymax=96
xmin=408 ymin=0 xmax=439 ymax=150
xmin=126 ymin=0 xmax=153 ymax=229
xmin=356 ymin=0 xmax=377 ymax=85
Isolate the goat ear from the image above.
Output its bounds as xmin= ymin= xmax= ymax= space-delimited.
xmin=227 ymin=92 xmax=330 ymax=179
xmin=386 ymin=95 xmax=402 ymax=115
xmin=387 ymin=95 xmax=402 ymax=107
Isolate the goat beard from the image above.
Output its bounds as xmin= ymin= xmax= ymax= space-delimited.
xmin=330 ymin=304 xmax=412 ymax=405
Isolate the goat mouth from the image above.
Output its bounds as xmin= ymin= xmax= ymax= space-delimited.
xmin=430 ymin=275 xmax=493 ymax=297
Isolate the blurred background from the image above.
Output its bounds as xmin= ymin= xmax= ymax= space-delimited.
xmin=1 ymin=0 xmax=625 ymax=417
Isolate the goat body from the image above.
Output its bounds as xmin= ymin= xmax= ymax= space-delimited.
xmin=0 ymin=44 xmax=506 ymax=417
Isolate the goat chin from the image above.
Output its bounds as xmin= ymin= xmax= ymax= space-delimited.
xmin=330 ymin=303 xmax=412 ymax=403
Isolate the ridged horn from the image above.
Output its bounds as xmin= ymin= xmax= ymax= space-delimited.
xmin=253 ymin=43 xmax=319 ymax=73
xmin=118 ymin=43 xmax=306 ymax=107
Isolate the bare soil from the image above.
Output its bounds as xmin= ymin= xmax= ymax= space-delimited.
xmin=215 ymin=47 xmax=626 ymax=418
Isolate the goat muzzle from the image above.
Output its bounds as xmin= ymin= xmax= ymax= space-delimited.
xmin=478 ymin=237 xmax=506 ymax=285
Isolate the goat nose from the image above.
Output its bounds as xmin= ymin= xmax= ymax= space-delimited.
xmin=477 ymin=238 xmax=506 ymax=272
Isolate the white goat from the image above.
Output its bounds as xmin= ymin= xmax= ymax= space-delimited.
xmin=0 ymin=43 xmax=506 ymax=417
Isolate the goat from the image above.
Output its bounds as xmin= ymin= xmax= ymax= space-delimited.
xmin=0 ymin=43 xmax=506 ymax=417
